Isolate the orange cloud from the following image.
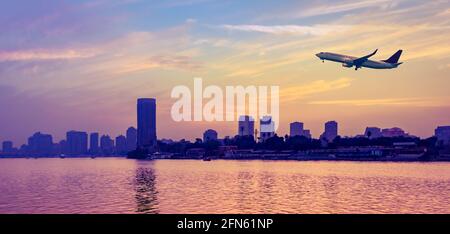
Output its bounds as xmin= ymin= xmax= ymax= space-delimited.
xmin=309 ymin=97 xmax=450 ymax=107
xmin=280 ymin=78 xmax=353 ymax=102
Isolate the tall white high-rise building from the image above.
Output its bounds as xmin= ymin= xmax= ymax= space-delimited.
xmin=260 ymin=116 xmax=275 ymax=142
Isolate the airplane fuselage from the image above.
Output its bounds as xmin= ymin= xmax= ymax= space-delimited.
xmin=316 ymin=52 xmax=400 ymax=69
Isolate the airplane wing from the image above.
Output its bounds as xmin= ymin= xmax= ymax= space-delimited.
xmin=352 ymin=49 xmax=378 ymax=69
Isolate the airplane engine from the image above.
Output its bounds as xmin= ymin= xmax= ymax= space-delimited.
xmin=342 ymin=63 xmax=353 ymax=68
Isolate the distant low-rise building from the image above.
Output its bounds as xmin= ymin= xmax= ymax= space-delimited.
xmin=159 ymin=138 xmax=174 ymax=145
xmin=290 ymin=122 xmax=304 ymax=137
xmin=186 ymin=148 xmax=205 ymax=158
xmin=2 ymin=141 xmax=14 ymax=153
xmin=290 ymin=122 xmax=312 ymax=138
xmin=382 ymin=127 xmax=407 ymax=138
xmin=365 ymin=127 xmax=382 ymax=139
xmin=435 ymin=126 xmax=450 ymax=146
xmin=302 ymin=129 xmax=312 ymax=139
xmin=203 ymin=129 xmax=218 ymax=142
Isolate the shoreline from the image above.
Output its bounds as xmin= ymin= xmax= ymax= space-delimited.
xmin=1 ymin=156 xmax=450 ymax=162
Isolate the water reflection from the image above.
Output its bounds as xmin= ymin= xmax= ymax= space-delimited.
xmin=134 ymin=167 xmax=159 ymax=214
xmin=1 ymin=159 xmax=450 ymax=213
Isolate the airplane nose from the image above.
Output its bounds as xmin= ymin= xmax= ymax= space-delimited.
xmin=315 ymin=53 xmax=321 ymax=58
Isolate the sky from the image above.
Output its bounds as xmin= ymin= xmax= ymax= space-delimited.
xmin=1 ymin=0 xmax=450 ymax=146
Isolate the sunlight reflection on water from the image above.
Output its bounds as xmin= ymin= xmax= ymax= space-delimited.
xmin=0 ymin=158 xmax=449 ymax=214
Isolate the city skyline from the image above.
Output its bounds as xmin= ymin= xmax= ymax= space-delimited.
xmin=1 ymin=96 xmax=447 ymax=152
xmin=1 ymin=0 xmax=450 ymax=145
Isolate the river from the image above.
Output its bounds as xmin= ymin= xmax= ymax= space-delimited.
xmin=0 ymin=158 xmax=449 ymax=213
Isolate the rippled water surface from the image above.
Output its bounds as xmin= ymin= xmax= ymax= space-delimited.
xmin=0 ymin=158 xmax=449 ymax=213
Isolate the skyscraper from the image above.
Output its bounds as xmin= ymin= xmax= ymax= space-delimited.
xmin=238 ymin=115 xmax=255 ymax=137
xmin=321 ymin=121 xmax=338 ymax=142
xmin=115 ymin=135 xmax=127 ymax=155
xmin=27 ymin=132 xmax=53 ymax=156
xmin=100 ymin=135 xmax=114 ymax=155
xmin=89 ymin=132 xmax=99 ymax=154
xmin=137 ymin=98 xmax=157 ymax=149
xmin=126 ymin=127 xmax=137 ymax=151
xmin=290 ymin=122 xmax=304 ymax=137
xmin=66 ymin=131 xmax=88 ymax=155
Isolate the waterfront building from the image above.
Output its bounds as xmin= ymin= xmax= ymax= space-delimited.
xmin=28 ymin=132 xmax=53 ymax=156
xmin=320 ymin=121 xmax=338 ymax=142
xmin=365 ymin=127 xmax=382 ymax=139
xmin=100 ymin=135 xmax=114 ymax=155
xmin=58 ymin=140 xmax=67 ymax=154
xmin=137 ymin=98 xmax=157 ymax=149
xmin=2 ymin=141 xmax=14 ymax=153
xmin=435 ymin=126 xmax=450 ymax=146
xmin=238 ymin=115 xmax=255 ymax=137
xmin=260 ymin=116 xmax=275 ymax=142
xmin=66 ymin=131 xmax=88 ymax=155
xmin=381 ymin=127 xmax=407 ymax=138
xmin=115 ymin=135 xmax=127 ymax=155
xmin=290 ymin=122 xmax=304 ymax=137
xmin=203 ymin=129 xmax=218 ymax=142
xmin=126 ymin=127 xmax=137 ymax=151
xmin=89 ymin=132 xmax=99 ymax=154
xmin=159 ymin=139 xmax=174 ymax=144
xmin=302 ymin=129 xmax=312 ymax=139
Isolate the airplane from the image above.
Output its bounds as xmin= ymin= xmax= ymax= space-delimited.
xmin=315 ymin=49 xmax=403 ymax=70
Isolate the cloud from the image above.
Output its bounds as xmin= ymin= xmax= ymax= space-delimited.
xmin=280 ymin=78 xmax=353 ymax=102
xmin=295 ymin=0 xmax=396 ymax=18
xmin=81 ymin=0 xmax=143 ymax=9
xmin=0 ymin=49 xmax=97 ymax=62
xmin=160 ymin=0 xmax=216 ymax=8
xmin=114 ymin=55 xmax=202 ymax=74
xmin=308 ymin=97 xmax=450 ymax=107
xmin=221 ymin=24 xmax=352 ymax=36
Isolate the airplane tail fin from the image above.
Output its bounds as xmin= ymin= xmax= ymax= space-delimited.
xmin=383 ymin=50 xmax=402 ymax=64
